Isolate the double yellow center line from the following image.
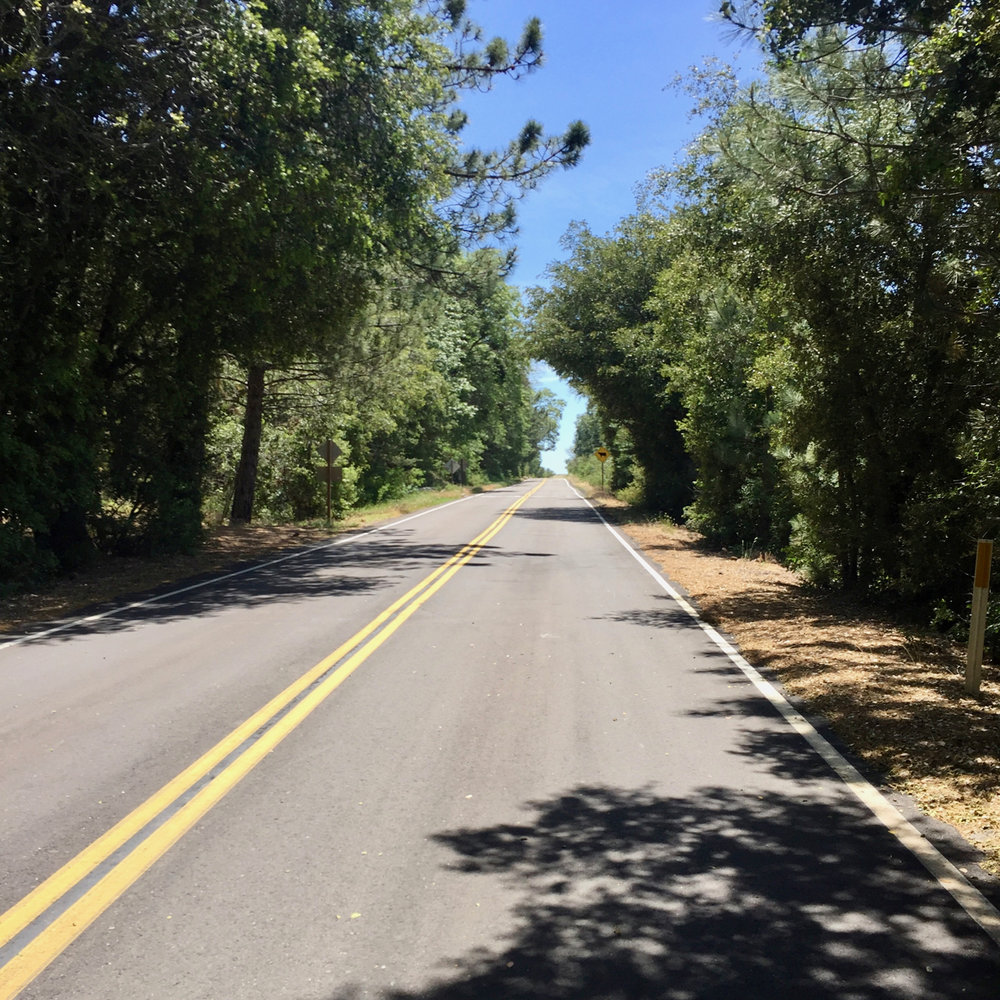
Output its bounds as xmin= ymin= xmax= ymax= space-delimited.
xmin=0 ymin=481 xmax=544 ymax=998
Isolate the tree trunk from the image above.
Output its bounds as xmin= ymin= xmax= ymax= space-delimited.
xmin=229 ymin=363 xmax=267 ymax=525
xmin=40 ymin=503 xmax=96 ymax=572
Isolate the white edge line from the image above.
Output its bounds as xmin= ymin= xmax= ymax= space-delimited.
xmin=0 ymin=493 xmax=481 ymax=653
xmin=564 ymin=479 xmax=1000 ymax=947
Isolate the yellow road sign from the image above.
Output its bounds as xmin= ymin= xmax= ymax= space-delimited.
xmin=594 ymin=447 xmax=610 ymax=462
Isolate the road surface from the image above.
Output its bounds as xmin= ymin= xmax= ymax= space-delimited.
xmin=1 ymin=478 xmax=998 ymax=998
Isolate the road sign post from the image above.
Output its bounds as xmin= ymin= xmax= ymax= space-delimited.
xmin=594 ymin=447 xmax=610 ymax=490
xmin=318 ymin=439 xmax=343 ymax=525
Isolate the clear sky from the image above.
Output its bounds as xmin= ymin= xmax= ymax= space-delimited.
xmin=456 ymin=0 xmax=759 ymax=473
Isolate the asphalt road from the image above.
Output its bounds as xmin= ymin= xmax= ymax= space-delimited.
xmin=1 ymin=478 xmax=998 ymax=999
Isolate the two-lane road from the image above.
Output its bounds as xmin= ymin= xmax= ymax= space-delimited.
xmin=1 ymin=478 xmax=998 ymax=998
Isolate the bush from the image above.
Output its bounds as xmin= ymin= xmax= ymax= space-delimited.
xmin=567 ymin=453 xmax=607 ymax=489
xmin=932 ymin=591 xmax=1000 ymax=661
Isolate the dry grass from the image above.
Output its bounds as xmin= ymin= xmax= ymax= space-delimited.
xmin=606 ymin=503 xmax=1000 ymax=878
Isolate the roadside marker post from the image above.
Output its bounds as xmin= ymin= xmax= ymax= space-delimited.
xmin=966 ymin=539 xmax=993 ymax=695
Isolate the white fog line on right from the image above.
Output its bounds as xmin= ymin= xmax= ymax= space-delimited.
xmin=565 ymin=477 xmax=1000 ymax=948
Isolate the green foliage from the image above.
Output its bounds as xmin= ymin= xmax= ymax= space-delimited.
xmin=565 ymin=407 xmax=619 ymax=491
xmin=651 ymin=232 xmax=792 ymax=553
xmin=531 ymin=0 xmax=999 ymax=612
xmin=1 ymin=1 xmax=587 ymax=585
xmin=566 ymin=454 xmax=604 ymax=488
xmin=0 ymin=0 xmax=235 ymax=572
xmin=204 ymin=250 xmax=547 ymax=516
xmin=931 ymin=587 xmax=1000 ymax=662
xmin=572 ymin=408 xmax=603 ymax=459
xmin=667 ymin=3 xmax=997 ymax=598
xmin=529 ymin=216 xmax=693 ymax=516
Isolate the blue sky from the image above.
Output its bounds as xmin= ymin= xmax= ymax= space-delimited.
xmin=456 ymin=0 xmax=759 ymax=473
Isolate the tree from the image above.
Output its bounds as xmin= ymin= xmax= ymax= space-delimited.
xmin=722 ymin=1 xmax=986 ymax=59
xmin=355 ymin=252 xmax=558 ymax=490
xmin=222 ymin=2 xmax=589 ymax=523
xmin=211 ymin=248 xmax=555 ymax=515
xmin=529 ymin=216 xmax=693 ymax=515
xmin=572 ymin=408 xmax=603 ymax=460
xmin=0 ymin=0 xmax=589 ymax=587
xmin=220 ymin=0 xmax=448 ymax=522
xmin=653 ymin=253 xmax=792 ymax=552
xmin=564 ymin=407 xmax=608 ymax=486
xmin=0 ymin=0 xmax=249 ymax=571
xmin=671 ymin=17 xmax=1000 ymax=591
xmin=523 ymin=389 xmax=564 ymax=476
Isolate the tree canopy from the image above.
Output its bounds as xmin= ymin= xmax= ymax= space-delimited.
xmin=530 ymin=0 xmax=999 ymax=606
xmin=528 ymin=216 xmax=692 ymax=515
xmin=1 ymin=1 xmax=587 ymax=588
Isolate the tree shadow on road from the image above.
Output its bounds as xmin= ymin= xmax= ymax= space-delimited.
xmin=4 ymin=536 xmax=556 ymax=646
xmin=320 ymin=781 xmax=998 ymax=1000
xmin=516 ymin=505 xmax=603 ymax=524
xmin=597 ymin=595 xmax=693 ymax=631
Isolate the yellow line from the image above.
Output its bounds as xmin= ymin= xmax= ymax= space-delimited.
xmin=0 ymin=482 xmax=543 ymax=999
xmin=0 ymin=494 xmax=513 ymax=950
